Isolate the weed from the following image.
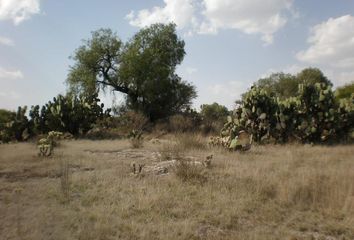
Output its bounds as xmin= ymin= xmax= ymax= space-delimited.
xmin=175 ymin=159 xmax=207 ymax=184
xmin=59 ymin=158 xmax=70 ymax=203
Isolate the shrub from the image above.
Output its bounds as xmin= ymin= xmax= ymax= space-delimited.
xmin=168 ymin=114 xmax=195 ymax=132
xmin=128 ymin=130 xmax=144 ymax=148
xmin=0 ymin=107 xmax=29 ymax=143
xmin=113 ymin=111 xmax=149 ymax=135
xmin=37 ymin=131 xmax=63 ymax=157
xmin=175 ymin=159 xmax=207 ymax=184
xmin=200 ymin=102 xmax=229 ymax=133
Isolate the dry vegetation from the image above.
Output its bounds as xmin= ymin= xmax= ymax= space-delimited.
xmin=0 ymin=136 xmax=354 ymax=240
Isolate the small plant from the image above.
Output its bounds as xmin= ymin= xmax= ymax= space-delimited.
xmin=37 ymin=131 xmax=63 ymax=157
xmin=38 ymin=138 xmax=53 ymax=156
xmin=175 ymin=159 xmax=207 ymax=184
xmin=128 ymin=129 xmax=143 ymax=148
xmin=158 ymin=142 xmax=183 ymax=161
xmin=59 ymin=158 xmax=70 ymax=203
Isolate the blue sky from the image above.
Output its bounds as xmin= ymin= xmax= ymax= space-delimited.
xmin=1 ymin=0 xmax=354 ymax=111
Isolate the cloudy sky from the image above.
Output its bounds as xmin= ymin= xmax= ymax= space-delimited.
xmin=1 ymin=0 xmax=354 ymax=110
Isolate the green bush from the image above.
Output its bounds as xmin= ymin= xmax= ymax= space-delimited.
xmin=0 ymin=107 xmax=29 ymax=143
xmin=200 ymin=102 xmax=229 ymax=133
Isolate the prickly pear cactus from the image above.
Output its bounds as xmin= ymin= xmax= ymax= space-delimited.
xmin=208 ymin=115 xmax=252 ymax=151
xmin=212 ymin=81 xmax=353 ymax=145
xmin=295 ymin=83 xmax=338 ymax=143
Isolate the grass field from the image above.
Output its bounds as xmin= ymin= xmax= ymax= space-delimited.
xmin=1 ymin=136 xmax=354 ymax=240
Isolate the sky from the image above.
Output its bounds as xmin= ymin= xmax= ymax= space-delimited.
xmin=1 ymin=0 xmax=354 ymax=111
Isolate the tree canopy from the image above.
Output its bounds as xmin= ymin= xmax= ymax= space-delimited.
xmin=254 ymin=72 xmax=298 ymax=99
xmin=200 ymin=103 xmax=229 ymax=122
xmin=248 ymin=68 xmax=333 ymax=100
xmin=67 ymin=23 xmax=196 ymax=121
xmin=335 ymin=82 xmax=354 ymax=100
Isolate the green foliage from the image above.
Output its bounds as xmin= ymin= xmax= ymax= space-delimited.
xmin=336 ymin=98 xmax=354 ymax=142
xmin=226 ymin=79 xmax=354 ymax=144
xmin=248 ymin=68 xmax=333 ymax=101
xmin=67 ymin=23 xmax=197 ymax=121
xmin=1 ymin=93 xmax=109 ymax=143
xmin=0 ymin=107 xmax=29 ymax=143
xmin=335 ymin=82 xmax=354 ymax=100
xmin=296 ymin=68 xmax=332 ymax=86
xmin=230 ymin=68 xmax=354 ymax=144
xmin=0 ymin=109 xmax=15 ymax=143
xmin=274 ymin=97 xmax=301 ymax=142
xmin=254 ymin=73 xmax=299 ymax=99
xmin=200 ymin=102 xmax=229 ymax=125
xmin=294 ymin=83 xmax=338 ymax=142
xmin=199 ymin=103 xmax=229 ymax=133
xmin=237 ymin=87 xmax=279 ymax=142
xmin=209 ymin=114 xmax=252 ymax=151
xmin=31 ymin=93 xmax=111 ymax=135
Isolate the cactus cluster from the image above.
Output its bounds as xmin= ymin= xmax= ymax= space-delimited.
xmin=1 ymin=93 xmax=110 ymax=143
xmin=220 ymin=83 xmax=354 ymax=145
xmin=31 ymin=93 xmax=111 ymax=135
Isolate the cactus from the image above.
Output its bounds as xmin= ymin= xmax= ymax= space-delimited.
xmin=212 ymin=81 xmax=354 ymax=146
xmin=37 ymin=131 xmax=63 ymax=157
xmin=208 ymin=114 xmax=252 ymax=151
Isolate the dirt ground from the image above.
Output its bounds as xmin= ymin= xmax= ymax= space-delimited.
xmin=1 ymin=137 xmax=354 ymax=240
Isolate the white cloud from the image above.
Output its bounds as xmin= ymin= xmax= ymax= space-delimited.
xmin=126 ymin=0 xmax=197 ymax=29
xmin=0 ymin=36 xmax=14 ymax=46
xmin=0 ymin=0 xmax=40 ymax=25
xmin=127 ymin=0 xmax=293 ymax=44
xmin=204 ymin=80 xmax=249 ymax=108
xmin=297 ymin=15 xmax=354 ymax=68
xmin=260 ymin=64 xmax=306 ymax=79
xmin=324 ymin=70 xmax=354 ymax=86
xmin=295 ymin=15 xmax=354 ymax=86
xmin=200 ymin=0 xmax=293 ymax=45
xmin=0 ymin=67 xmax=24 ymax=79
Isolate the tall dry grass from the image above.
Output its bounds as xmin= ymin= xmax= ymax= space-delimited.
xmin=0 ymin=139 xmax=353 ymax=239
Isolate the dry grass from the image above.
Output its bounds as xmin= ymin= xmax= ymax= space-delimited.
xmin=174 ymin=133 xmax=207 ymax=150
xmin=130 ymin=138 xmax=144 ymax=149
xmin=175 ymin=159 xmax=208 ymax=184
xmin=0 ymin=138 xmax=354 ymax=240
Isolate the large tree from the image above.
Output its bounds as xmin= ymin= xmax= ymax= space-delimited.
xmin=67 ymin=23 xmax=196 ymax=121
